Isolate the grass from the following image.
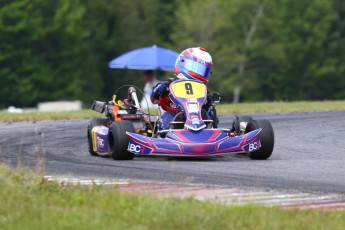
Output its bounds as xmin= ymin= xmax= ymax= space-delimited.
xmin=0 ymin=165 xmax=344 ymax=230
xmin=215 ymin=100 xmax=345 ymax=114
xmin=0 ymin=109 xmax=103 ymax=122
xmin=1 ymin=100 xmax=345 ymax=122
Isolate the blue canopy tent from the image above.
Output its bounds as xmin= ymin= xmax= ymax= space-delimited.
xmin=109 ymin=45 xmax=179 ymax=71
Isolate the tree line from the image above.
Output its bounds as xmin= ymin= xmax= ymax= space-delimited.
xmin=1 ymin=0 xmax=345 ymax=108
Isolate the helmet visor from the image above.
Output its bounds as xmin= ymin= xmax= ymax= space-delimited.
xmin=182 ymin=59 xmax=211 ymax=79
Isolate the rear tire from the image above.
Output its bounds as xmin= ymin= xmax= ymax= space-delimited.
xmin=245 ymin=119 xmax=274 ymax=160
xmin=108 ymin=121 xmax=135 ymax=160
xmin=87 ymin=118 xmax=108 ymax=156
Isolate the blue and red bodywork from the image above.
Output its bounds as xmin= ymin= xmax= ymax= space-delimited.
xmin=127 ymin=128 xmax=261 ymax=156
xmin=91 ymin=125 xmax=109 ymax=156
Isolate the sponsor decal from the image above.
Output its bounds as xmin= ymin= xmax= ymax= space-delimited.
xmin=96 ymin=136 xmax=105 ymax=148
xmin=191 ymin=118 xmax=200 ymax=125
xmin=243 ymin=139 xmax=261 ymax=153
xmin=248 ymin=142 xmax=258 ymax=152
xmin=127 ymin=141 xmax=152 ymax=154
xmin=128 ymin=143 xmax=142 ymax=153
xmin=187 ymin=103 xmax=199 ymax=113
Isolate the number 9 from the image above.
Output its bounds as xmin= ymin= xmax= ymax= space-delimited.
xmin=185 ymin=83 xmax=193 ymax=95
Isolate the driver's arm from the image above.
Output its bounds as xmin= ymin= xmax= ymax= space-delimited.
xmin=150 ymin=81 xmax=169 ymax=104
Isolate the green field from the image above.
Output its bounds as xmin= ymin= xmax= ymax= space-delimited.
xmin=216 ymin=100 xmax=345 ymax=114
xmin=0 ymin=165 xmax=344 ymax=230
xmin=1 ymin=100 xmax=345 ymax=122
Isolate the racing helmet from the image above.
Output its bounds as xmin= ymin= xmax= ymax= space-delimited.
xmin=174 ymin=47 xmax=213 ymax=83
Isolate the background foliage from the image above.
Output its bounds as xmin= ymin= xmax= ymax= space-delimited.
xmin=1 ymin=0 xmax=344 ymax=108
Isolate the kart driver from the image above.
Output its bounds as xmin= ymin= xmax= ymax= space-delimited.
xmin=150 ymin=47 xmax=219 ymax=130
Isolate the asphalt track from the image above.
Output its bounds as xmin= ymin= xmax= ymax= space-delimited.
xmin=1 ymin=111 xmax=345 ymax=195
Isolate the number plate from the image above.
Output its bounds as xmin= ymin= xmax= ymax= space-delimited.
xmin=170 ymin=80 xmax=206 ymax=99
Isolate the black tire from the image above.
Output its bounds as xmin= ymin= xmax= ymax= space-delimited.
xmin=108 ymin=120 xmax=135 ymax=160
xmin=87 ymin=118 xmax=108 ymax=156
xmin=232 ymin=115 xmax=253 ymax=134
xmin=245 ymin=119 xmax=274 ymax=160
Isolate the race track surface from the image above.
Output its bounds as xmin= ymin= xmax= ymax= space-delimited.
xmin=1 ymin=111 xmax=345 ymax=195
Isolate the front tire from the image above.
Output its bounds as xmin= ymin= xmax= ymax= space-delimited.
xmin=108 ymin=121 xmax=135 ymax=160
xmin=245 ymin=119 xmax=274 ymax=160
xmin=87 ymin=118 xmax=108 ymax=156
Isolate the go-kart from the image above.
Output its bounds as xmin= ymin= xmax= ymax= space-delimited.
xmin=87 ymin=79 xmax=274 ymax=160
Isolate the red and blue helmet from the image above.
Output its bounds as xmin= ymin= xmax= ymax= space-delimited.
xmin=174 ymin=47 xmax=213 ymax=83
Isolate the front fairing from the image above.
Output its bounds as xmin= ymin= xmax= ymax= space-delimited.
xmin=169 ymin=79 xmax=207 ymax=131
xmin=126 ymin=128 xmax=262 ymax=156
